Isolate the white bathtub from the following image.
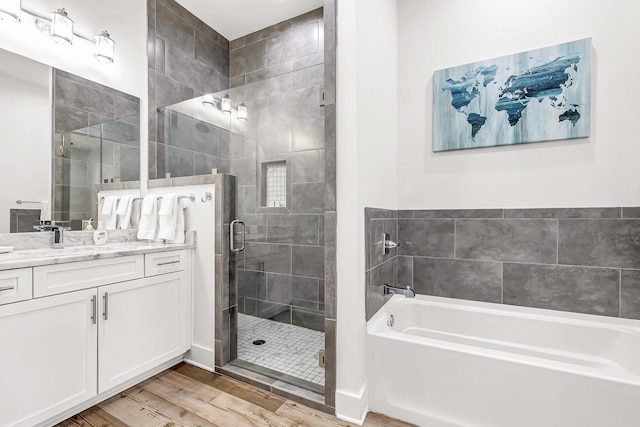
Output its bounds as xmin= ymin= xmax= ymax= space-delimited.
xmin=367 ymin=295 xmax=640 ymax=427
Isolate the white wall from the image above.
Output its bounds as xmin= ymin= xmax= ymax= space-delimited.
xmin=335 ymin=0 xmax=398 ymax=422
xmin=397 ymin=0 xmax=640 ymax=209
xmin=0 ymin=57 xmax=50 ymax=233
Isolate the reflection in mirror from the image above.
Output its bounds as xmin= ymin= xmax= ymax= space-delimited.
xmin=52 ymin=69 xmax=140 ymax=229
xmin=0 ymin=48 xmax=51 ymax=234
xmin=0 ymin=47 xmax=141 ymax=233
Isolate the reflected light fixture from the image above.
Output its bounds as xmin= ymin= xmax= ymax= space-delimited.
xmin=49 ymin=8 xmax=74 ymax=45
xmin=237 ymin=103 xmax=248 ymax=121
xmin=95 ymin=30 xmax=115 ymax=63
xmin=221 ymin=94 xmax=232 ymax=114
xmin=0 ymin=0 xmax=21 ymax=22
xmin=0 ymin=4 xmax=115 ymax=63
xmin=202 ymin=94 xmax=248 ymax=121
xmin=202 ymin=93 xmax=216 ymax=107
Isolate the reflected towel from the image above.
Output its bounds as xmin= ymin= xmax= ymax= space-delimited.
xmin=137 ymin=194 xmax=159 ymax=240
xmin=165 ymin=198 xmax=187 ymax=244
xmin=158 ymin=193 xmax=178 ymax=240
xmin=40 ymin=200 xmax=51 ymax=222
xmin=101 ymin=196 xmax=118 ymax=229
xmin=116 ymin=195 xmax=135 ymax=229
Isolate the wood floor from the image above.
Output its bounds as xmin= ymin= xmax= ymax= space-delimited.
xmin=57 ymin=363 xmax=415 ymax=427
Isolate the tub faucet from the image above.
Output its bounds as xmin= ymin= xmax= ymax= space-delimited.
xmin=383 ymin=284 xmax=415 ymax=298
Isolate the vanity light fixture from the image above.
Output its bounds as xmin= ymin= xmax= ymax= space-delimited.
xmin=237 ymin=103 xmax=248 ymax=121
xmin=221 ymin=94 xmax=232 ymax=114
xmin=0 ymin=4 xmax=116 ymax=63
xmin=0 ymin=0 xmax=21 ymax=22
xmin=48 ymin=8 xmax=74 ymax=45
xmin=94 ymin=30 xmax=115 ymax=63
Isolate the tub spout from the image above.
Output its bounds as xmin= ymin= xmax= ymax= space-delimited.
xmin=383 ymin=284 xmax=415 ymax=298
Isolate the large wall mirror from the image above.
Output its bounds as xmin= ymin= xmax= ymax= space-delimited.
xmin=0 ymin=47 xmax=140 ymax=233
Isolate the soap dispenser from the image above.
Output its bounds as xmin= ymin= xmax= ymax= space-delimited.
xmin=93 ymin=221 xmax=108 ymax=245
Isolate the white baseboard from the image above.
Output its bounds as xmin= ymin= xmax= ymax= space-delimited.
xmin=335 ymin=385 xmax=368 ymax=425
xmin=185 ymin=343 xmax=214 ymax=370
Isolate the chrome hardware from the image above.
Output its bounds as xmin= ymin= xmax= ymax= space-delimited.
xmin=0 ymin=286 xmax=15 ymax=292
xmin=230 ymin=219 xmax=246 ymax=253
xmin=103 ymin=292 xmax=109 ymax=320
xmin=52 ymin=225 xmax=71 ymax=249
xmin=387 ymin=314 xmax=395 ymax=328
xmin=157 ymin=260 xmax=180 ymax=266
xmin=382 ymin=232 xmax=399 ymax=255
xmin=15 ymin=200 xmax=41 ymax=205
xmin=201 ymin=192 xmax=213 ymax=203
xmin=383 ymin=284 xmax=415 ymax=298
xmin=91 ymin=295 xmax=97 ymax=325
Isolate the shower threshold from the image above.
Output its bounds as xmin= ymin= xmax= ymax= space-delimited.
xmin=230 ymin=359 xmax=324 ymax=394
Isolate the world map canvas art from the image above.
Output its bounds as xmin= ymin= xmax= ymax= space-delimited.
xmin=432 ymin=38 xmax=591 ymax=152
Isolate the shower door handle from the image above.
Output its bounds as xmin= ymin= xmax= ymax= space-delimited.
xmin=230 ymin=220 xmax=245 ymax=253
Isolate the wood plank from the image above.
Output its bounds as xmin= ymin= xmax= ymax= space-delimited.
xmin=173 ymin=363 xmax=285 ymax=413
xmin=364 ymin=412 xmax=418 ymax=427
xmin=54 ymin=406 xmax=129 ymax=427
xmin=126 ymin=385 xmax=218 ymax=427
xmin=275 ymin=400 xmax=358 ymax=427
xmin=98 ymin=392 xmax=194 ymax=427
xmin=147 ymin=371 xmax=295 ymax=427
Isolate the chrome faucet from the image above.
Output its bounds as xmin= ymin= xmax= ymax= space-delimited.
xmin=51 ymin=225 xmax=70 ymax=249
xmin=383 ymin=284 xmax=415 ymax=298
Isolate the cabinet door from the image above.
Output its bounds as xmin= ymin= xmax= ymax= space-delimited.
xmin=98 ymin=272 xmax=188 ymax=393
xmin=0 ymin=289 xmax=98 ymax=427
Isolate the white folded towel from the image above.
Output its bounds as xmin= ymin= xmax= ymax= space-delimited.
xmin=137 ymin=194 xmax=159 ymax=240
xmin=40 ymin=200 xmax=51 ymax=222
xmin=116 ymin=195 xmax=135 ymax=229
xmin=158 ymin=193 xmax=178 ymax=240
xmin=101 ymin=196 xmax=118 ymax=229
xmin=165 ymin=198 xmax=188 ymax=244
xmin=130 ymin=199 xmax=141 ymax=229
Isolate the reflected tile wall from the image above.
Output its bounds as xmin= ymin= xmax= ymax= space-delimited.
xmin=53 ymin=69 xmax=140 ymax=224
xmin=365 ymin=206 xmax=640 ymax=322
xmin=148 ymin=0 xmax=230 ymax=179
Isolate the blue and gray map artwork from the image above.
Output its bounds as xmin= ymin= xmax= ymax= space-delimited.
xmin=433 ymin=38 xmax=591 ymax=152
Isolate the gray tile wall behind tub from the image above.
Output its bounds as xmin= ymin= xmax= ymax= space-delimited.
xmin=365 ymin=206 xmax=640 ymax=322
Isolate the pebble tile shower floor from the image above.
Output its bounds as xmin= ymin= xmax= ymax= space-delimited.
xmin=237 ymin=313 xmax=325 ymax=386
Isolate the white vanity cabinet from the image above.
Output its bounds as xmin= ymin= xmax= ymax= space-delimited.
xmin=0 ymin=288 xmax=98 ymax=427
xmin=98 ymin=271 xmax=190 ymax=393
xmin=0 ymin=248 xmax=192 ymax=427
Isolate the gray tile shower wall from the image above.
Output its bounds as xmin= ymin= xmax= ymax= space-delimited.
xmin=230 ymin=9 xmax=326 ymax=333
xmin=53 ymin=69 xmax=140 ymax=223
xmin=365 ymin=207 xmax=640 ymax=321
xmin=147 ymin=0 xmax=230 ymax=179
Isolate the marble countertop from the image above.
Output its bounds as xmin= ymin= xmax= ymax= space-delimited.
xmin=0 ymin=240 xmax=195 ymax=271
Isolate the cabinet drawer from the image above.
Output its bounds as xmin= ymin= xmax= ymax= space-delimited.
xmin=34 ymin=256 xmax=144 ymax=298
xmin=145 ymin=250 xmax=186 ymax=277
xmin=0 ymin=268 xmax=32 ymax=305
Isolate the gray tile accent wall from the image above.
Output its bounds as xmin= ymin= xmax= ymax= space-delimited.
xmin=147 ymin=0 xmax=230 ymax=179
xmin=53 ymin=69 xmax=140 ymax=224
xmin=365 ymin=207 xmax=640 ymax=322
